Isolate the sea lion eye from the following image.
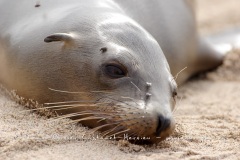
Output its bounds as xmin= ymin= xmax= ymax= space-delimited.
xmin=104 ymin=64 xmax=127 ymax=78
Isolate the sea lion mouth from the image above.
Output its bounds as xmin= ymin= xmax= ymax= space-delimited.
xmin=45 ymin=99 xmax=175 ymax=144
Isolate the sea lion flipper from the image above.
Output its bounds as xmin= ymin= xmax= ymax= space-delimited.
xmin=44 ymin=33 xmax=73 ymax=43
xmin=196 ymin=38 xmax=224 ymax=72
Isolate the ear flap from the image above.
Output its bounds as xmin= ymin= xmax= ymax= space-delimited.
xmin=44 ymin=33 xmax=74 ymax=43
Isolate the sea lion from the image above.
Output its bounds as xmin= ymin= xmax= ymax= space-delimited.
xmin=0 ymin=0 xmax=222 ymax=143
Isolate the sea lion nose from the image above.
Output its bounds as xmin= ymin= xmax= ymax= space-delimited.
xmin=155 ymin=114 xmax=171 ymax=136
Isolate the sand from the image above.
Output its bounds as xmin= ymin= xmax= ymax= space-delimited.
xmin=1 ymin=0 xmax=240 ymax=159
xmin=197 ymin=0 xmax=240 ymax=35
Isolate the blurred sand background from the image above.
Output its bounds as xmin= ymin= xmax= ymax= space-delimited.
xmin=197 ymin=0 xmax=240 ymax=35
xmin=0 ymin=0 xmax=240 ymax=159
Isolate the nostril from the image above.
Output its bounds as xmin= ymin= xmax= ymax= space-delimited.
xmin=156 ymin=115 xmax=171 ymax=136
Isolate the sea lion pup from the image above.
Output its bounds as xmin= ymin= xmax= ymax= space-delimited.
xmin=0 ymin=0 xmax=222 ymax=143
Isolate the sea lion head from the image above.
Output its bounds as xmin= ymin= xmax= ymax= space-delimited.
xmin=42 ymin=11 xmax=177 ymax=143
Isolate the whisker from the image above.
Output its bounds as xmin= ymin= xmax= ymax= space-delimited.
xmin=50 ymin=102 xmax=120 ymax=110
xmin=103 ymin=96 xmax=136 ymax=108
xmin=130 ymin=81 xmax=142 ymax=93
xmin=50 ymin=104 xmax=106 ymax=111
xmin=53 ymin=110 xmax=122 ymax=120
xmin=101 ymin=123 xmax=123 ymax=137
xmin=20 ymin=104 xmax=98 ymax=113
xmin=90 ymin=122 xmax=119 ymax=135
xmin=63 ymin=116 xmax=104 ymax=124
xmin=107 ymin=129 xmax=130 ymax=138
xmin=48 ymin=88 xmax=86 ymax=94
xmin=120 ymin=96 xmax=140 ymax=106
xmin=91 ymin=91 xmax=113 ymax=93
xmin=45 ymin=101 xmax=95 ymax=105
xmin=52 ymin=112 xmax=94 ymax=120
xmin=49 ymin=88 xmax=113 ymax=94
xmin=49 ymin=104 xmax=97 ymax=108
xmin=112 ymin=117 xmax=142 ymax=125
xmin=21 ymin=104 xmax=97 ymax=112
xmin=118 ymin=122 xmax=138 ymax=137
xmin=97 ymin=118 xmax=107 ymax=123
xmin=174 ymin=66 xmax=187 ymax=81
xmin=173 ymin=96 xmax=183 ymax=114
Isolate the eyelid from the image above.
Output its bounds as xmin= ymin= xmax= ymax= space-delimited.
xmin=103 ymin=60 xmax=128 ymax=72
xmin=102 ymin=62 xmax=128 ymax=79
